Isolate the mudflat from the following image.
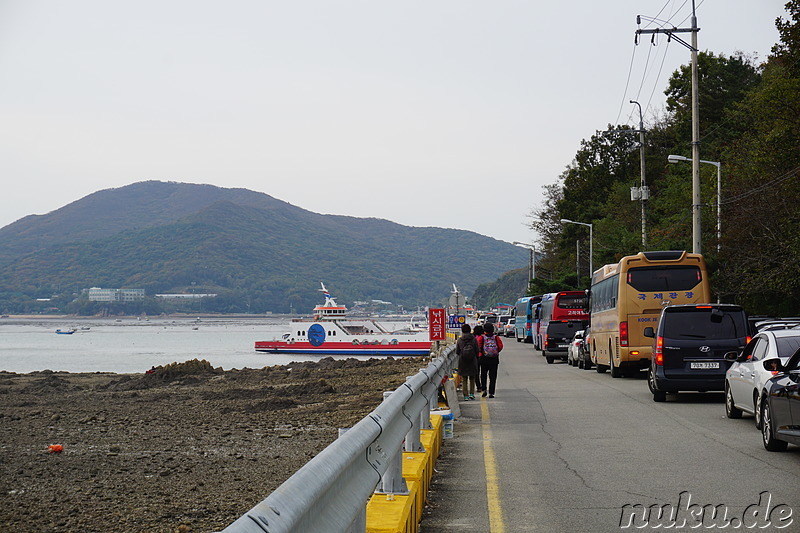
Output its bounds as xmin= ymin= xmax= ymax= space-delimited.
xmin=0 ymin=356 xmax=427 ymax=533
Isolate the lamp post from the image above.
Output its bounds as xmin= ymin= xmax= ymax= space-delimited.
xmin=668 ymin=155 xmax=721 ymax=254
xmin=559 ymin=219 xmax=593 ymax=281
xmin=512 ymin=242 xmax=536 ymax=281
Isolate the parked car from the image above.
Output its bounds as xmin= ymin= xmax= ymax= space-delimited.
xmin=752 ymin=319 xmax=800 ymax=332
xmin=504 ymin=317 xmax=516 ymax=337
xmin=725 ymin=329 xmax=800 ymax=428
xmin=578 ymin=327 xmax=593 ymax=370
xmin=480 ymin=313 xmax=498 ymax=329
xmin=497 ymin=314 xmax=513 ymax=336
xmin=644 ymin=304 xmax=750 ymax=402
xmin=567 ymin=330 xmax=585 ymax=366
xmin=759 ymin=348 xmax=800 ymax=451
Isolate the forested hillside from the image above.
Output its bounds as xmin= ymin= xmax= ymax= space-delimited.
xmin=0 ymin=182 xmax=527 ymax=314
xmin=527 ymin=3 xmax=800 ymax=315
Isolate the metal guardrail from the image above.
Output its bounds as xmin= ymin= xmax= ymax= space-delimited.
xmin=221 ymin=344 xmax=458 ymax=533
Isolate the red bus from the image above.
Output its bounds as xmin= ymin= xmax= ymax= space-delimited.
xmin=537 ymin=291 xmax=589 ymax=364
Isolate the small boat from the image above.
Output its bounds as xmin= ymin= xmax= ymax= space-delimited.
xmin=55 ymin=328 xmax=77 ymax=335
xmin=255 ymin=283 xmax=432 ymax=356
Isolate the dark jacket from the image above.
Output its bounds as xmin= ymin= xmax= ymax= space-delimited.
xmin=456 ymin=332 xmax=480 ymax=377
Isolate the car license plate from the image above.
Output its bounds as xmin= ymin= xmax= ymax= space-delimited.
xmin=558 ymin=344 xmax=569 ymax=349
xmin=690 ymin=362 xmax=719 ymax=369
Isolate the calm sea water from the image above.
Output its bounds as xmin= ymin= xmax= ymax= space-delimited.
xmin=0 ymin=316 xmax=408 ymax=374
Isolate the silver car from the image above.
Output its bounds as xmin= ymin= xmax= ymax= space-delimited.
xmin=567 ymin=330 xmax=585 ymax=367
xmin=724 ymin=328 xmax=800 ymax=428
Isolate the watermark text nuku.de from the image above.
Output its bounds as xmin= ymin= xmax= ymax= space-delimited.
xmin=620 ymin=491 xmax=793 ymax=529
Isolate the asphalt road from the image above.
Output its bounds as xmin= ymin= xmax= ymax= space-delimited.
xmin=420 ymin=338 xmax=800 ymax=532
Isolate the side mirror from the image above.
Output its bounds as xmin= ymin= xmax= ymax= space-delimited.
xmin=724 ymin=351 xmax=739 ymax=361
xmin=643 ymin=327 xmax=655 ymax=338
xmin=763 ymin=359 xmax=784 ymax=373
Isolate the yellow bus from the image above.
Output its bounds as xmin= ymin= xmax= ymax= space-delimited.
xmin=589 ymin=251 xmax=711 ymax=377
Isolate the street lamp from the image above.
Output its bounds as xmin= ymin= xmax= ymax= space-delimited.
xmin=512 ymin=242 xmax=536 ymax=281
xmin=668 ymin=155 xmax=721 ymax=254
xmin=559 ymin=219 xmax=593 ymax=281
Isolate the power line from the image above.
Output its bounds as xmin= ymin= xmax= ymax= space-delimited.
xmin=720 ymin=165 xmax=800 ymax=206
xmin=615 ymin=44 xmax=639 ymax=126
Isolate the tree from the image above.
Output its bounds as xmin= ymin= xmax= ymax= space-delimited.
xmin=712 ymin=2 xmax=800 ymax=312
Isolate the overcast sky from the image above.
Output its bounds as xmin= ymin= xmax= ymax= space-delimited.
xmin=0 ymin=1 xmax=785 ymax=245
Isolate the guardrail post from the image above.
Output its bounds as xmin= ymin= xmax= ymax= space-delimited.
xmin=374 ymin=391 xmax=409 ymax=497
xmin=404 ymin=377 xmax=426 ymax=453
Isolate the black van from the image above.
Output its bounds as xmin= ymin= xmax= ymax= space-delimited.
xmin=643 ymin=304 xmax=750 ymax=402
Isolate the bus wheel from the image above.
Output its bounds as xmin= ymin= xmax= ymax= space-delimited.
xmin=595 ymin=362 xmax=607 ymax=373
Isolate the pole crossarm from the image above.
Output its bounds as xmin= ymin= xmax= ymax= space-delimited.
xmin=635 ymin=27 xmax=698 ymax=51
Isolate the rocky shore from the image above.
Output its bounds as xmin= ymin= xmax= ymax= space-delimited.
xmin=0 ymin=356 xmax=428 ymax=533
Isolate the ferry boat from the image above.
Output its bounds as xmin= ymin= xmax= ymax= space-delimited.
xmin=255 ymin=283 xmax=433 ymax=356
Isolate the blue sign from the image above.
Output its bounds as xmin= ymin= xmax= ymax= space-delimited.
xmin=308 ymin=324 xmax=326 ymax=346
xmin=448 ymin=315 xmax=466 ymax=329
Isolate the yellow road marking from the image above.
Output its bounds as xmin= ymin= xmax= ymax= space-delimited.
xmin=481 ymin=398 xmax=505 ymax=533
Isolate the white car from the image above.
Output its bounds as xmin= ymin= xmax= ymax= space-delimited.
xmin=725 ymin=329 xmax=800 ymax=428
xmin=504 ymin=317 xmax=516 ymax=337
xmin=566 ymin=330 xmax=585 ymax=367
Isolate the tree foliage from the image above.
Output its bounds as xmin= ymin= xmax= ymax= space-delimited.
xmin=529 ymin=3 xmax=800 ymax=315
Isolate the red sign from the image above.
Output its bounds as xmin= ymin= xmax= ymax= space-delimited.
xmin=429 ymin=308 xmax=446 ymax=341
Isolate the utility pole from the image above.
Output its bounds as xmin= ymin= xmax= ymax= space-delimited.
xmin=636 ymin=0 xmax=701 ymax=253
xmin=689 ymin=1 xmax=701 ymax=254
xmin=630 ymin=100 xmax=648 ymax=249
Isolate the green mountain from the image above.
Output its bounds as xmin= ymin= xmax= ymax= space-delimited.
xmin=0 ymin=181 xmax=527 ymax=313
xmin=471 ymin=268 xmax=530 ymax=310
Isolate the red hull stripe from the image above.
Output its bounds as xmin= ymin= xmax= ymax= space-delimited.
xmin=254 ymin=341 xmax=431 ymax=356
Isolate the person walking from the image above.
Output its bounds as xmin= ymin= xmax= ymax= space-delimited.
xmin=472 ymin=324 xmax=485 ymax=392
xmin=456 ymin=323 xmax=480 ymax=400
xmin=478 ymin=322 xmax=503 ymax=398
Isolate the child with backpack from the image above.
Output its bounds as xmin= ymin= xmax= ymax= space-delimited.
xmin=478 ymin=322 xmax=503 ymax=398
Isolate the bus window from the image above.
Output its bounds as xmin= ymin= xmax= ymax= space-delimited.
xmin=626 ymin=266 xmax=702 ymax=292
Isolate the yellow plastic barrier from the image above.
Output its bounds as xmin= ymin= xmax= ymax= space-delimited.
xmin=402 ymin=452 xmax=428 ymax=522
xmin=366 ymin=481 xmax=419 ymax=533
xmin=365 ymin=413 xmax=445 ymax=533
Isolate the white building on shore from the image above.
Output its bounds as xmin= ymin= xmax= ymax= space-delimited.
xmin=87 ymin=287 xmax=146 ymax=303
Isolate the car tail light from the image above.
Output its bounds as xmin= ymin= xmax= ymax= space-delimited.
xmin=745 ymin=336 xmax=752 ymax=344
xmin=696 ymin=305 xmax=712 ymax=309
xmin=655 ymin=336 xmax=664 ymax=365
xmin=620 ymin=321 xmax=628 ymax=346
